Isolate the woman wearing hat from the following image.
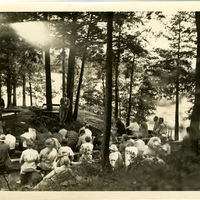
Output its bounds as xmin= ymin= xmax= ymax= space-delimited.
xmin=109 ymin=144 xmax=123 ymax=170
xmin=37 ymin=138 xmax=57 ymax=176
xmin=19 ymin=140 xmax=39 ymax=186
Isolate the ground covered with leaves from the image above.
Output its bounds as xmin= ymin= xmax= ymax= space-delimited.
xmin=1 ymin=107 xmax=200 ymax=191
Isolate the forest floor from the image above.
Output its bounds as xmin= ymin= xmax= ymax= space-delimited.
xmin=1 ymin=107 xmax=200 ymax=191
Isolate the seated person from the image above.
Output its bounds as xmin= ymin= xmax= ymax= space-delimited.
xmin=52 ymin=127 xmax=63 ymax=144
xmin=157 ymin=135 xmax=171 ymax=157
xmin=79 ymin=136 xmax=94 ymax=163
xmin=56 ymin=139 xmax=74 ymax=166
xmin=109 ymin=144 xmax=123 ymax=170
xmin=34 ymin=157 xmax=79 ymax=190
xmin=36 ymin=128 xmax=52 ymax=152
xmin=58 ymin=126 xmax=68 ymax=139
xmin=139 ymin=119 xmax=148 ymax=138
xmin=125 ymin=139 xmax=138 ymax=169
xmin=20 ymin=127 xmax=36 ymax=151
xmin=37 ymin=138 xmax=57 ymax=176
xmin=119 ymin=134 xmax=129 ymax=160
xmin=143 ymin=137 xmax=164 ymax=164
xmin=116 ymin=118 xmax=127 ymax=137
xmin=66 ymin=126 xmax=79 ymax=152
xmin=19 ymin=140 xmax=39 ymax=186
xmin=4 ymin=128 xmax=16 ymax=156
xmin=134 ymin=136 xmax=146 ymax=157
xmin=76 ymin=130 xmax=92 ymax=150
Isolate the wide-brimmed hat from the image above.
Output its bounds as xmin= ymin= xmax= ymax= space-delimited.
xmin=109 ymin=144 xmax=118 ymax=152
xmin=0 ymin=134 xmax=5 ymax=141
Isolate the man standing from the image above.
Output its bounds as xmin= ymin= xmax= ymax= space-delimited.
xmin=59 ymin=93 xmax=70 ymax=124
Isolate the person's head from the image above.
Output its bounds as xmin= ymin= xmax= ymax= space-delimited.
xmin=45 ymin=138 xmax=55 ymax=149
xmin=160 ymin=135 xmax=167 ymax=144
xmin=126 ymin=139 xmax=135 ymax=147
xmin=147 ymin=137 xmax=161 ymax=149
xmin=5 ymin=128 xmax=11 ymax=135
xmin=159 ymin=117 xmax=164 ymax=123
xmin=85 ymin=136 xmax=91 ymax=143
xmin=154 ymin=116 xmax=158 ymax=122
xmin=0 ymin=134 xmax=6 ymax=143
xmin=122 ymin=134 xmax=129 ymax=142
xmin=26 ymin=140 xmax=35 ymax=149
xmin=109 ymin=144 xmax=118 ymax=153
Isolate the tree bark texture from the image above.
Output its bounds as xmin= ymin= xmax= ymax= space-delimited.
xmin=101 ymin=12 xmax=113 ymax=170
xmin=66 ymin=13 xmax=78 ymax=121
xmin=189 ymin=12 xmax=200 ymax=155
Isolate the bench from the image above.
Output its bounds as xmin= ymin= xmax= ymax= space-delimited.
xmin=3 ymin=109 xmax=21 ymax=116
xmin=42 ymin=104 xmax=60 ymax=115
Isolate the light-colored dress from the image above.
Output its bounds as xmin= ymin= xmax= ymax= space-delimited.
xmin=125 ymin=146 xmax=138 ymax=169
xmin=20 ymin=149 xmax=39 ymax=174
xmin=38 ymin=147 xmax=57 ymax=171
xmin=79 ymin=142 xmax=94 ymax=163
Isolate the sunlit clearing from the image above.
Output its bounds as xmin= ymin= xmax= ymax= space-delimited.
xmin=10 ymin=21 xmax=51 ymax=47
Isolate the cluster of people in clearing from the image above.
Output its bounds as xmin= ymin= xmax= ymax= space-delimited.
xmin=0 ymin=107 xmax=175 ymax=189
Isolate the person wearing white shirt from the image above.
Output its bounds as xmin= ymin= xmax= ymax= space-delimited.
xmin=4 ymin=128 xmax=16 ymax=156
xmin=58 ymin=127 xmax=68 ymax=139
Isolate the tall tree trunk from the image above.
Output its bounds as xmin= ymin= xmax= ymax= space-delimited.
xmin=7 ymin=68 xmax=12 ymax=108
xmin=62 ymin=47 xmax=66 ymax=96
xmin=189 ymin=12 xmax=200 ymax=155
xmin=102 ymin=69 xmax=106 ymax=107
xmin=126 ymin=56 xmax=135 ymax=127
xmin=101 ymin=12 xmax=113 ymax=170
xmin=29 ymin=75 xmax=33 ymax=106
xmin=0 ymin=71 xmax=2 ymax=99
xmin=66 ymin=13 xmax=78 ymax=121
xmin=175 ymin=17 xmax=181 ymax=141
xmin=73 ymin=13 xmax=93 ymax=121
xmin=44 ymin=13 xmax=52 ymax=111
xmin=114 ymin=32 xmax=121 ymax=120
xmin=22 ymin=74 xmax=26 ymax=106
xmin=12 ymin=78 xmax=17 ymax=106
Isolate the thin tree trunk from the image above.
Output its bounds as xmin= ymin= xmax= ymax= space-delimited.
xmin=44 ymin=13 xmax=52 ymax=111
xmin=12 ymin=78 xmax=17 ymax=106
xmin=175 ymin=17 xmax=181 ymax=141
xmin=189 ymin=12 xmax=200 ymax=155
xmin=66 ymin=12 xmax=78 ymax=121
xmin=62 ymin=47 xmax=66 ymax=96
xmin=114 ymin=32 xmax=121 ymax=120
xmin=22 ymin=74 xmax=26 ymax=106
xmin=7 ymin=68 xmax=12 ymax=108
xmin=0 ymin=71 xmax=2 ymax=99
xmin=102 ymin=12 xmax=113 ymax=170
xmin=126 ymin=56 xmax=135 ymax=127
xmin=73 ymin=13 xmax=93 ymax=121
xmin=29 ymin=75 xmax=33 ymax=106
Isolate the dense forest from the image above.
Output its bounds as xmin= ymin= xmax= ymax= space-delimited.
xmin=0 ymin=11 xmax=200 ymax=168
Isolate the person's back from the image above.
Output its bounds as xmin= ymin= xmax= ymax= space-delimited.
xmin=52 ymin=130 xmax=63 ymax=144
xmin=139 ymin=121 xmax=148 ymax=138
xmin=5 ymin=128 xmax=16 ymax=155
xmin=66 ymin=130 xmax=79 ymax=151
xmin=116 ymin=119 xmax=126 ymax=136
xmin=0 ymin=135 xmax=11 ymax=169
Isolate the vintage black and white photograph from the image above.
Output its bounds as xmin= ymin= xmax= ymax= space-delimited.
xmin=0 ymin=2 xmax=200 ymax=193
